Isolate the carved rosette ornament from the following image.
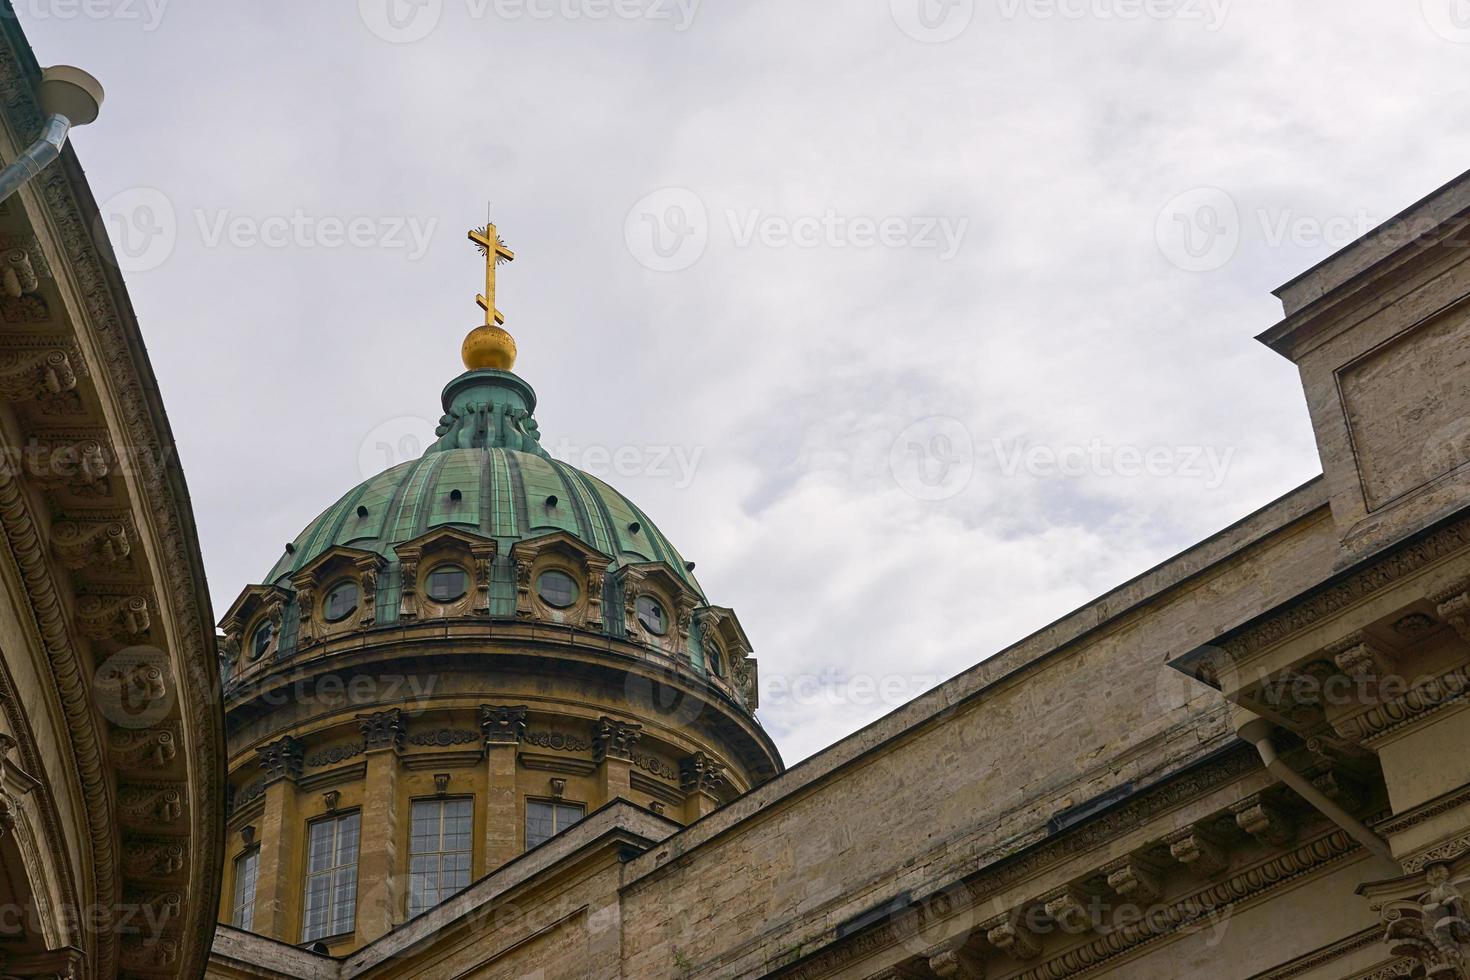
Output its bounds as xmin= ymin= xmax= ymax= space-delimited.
xmin=356 ymin=708 xmax=406 ymax=752
xmin=255 ymin=735 xmax=305 ymax=784
xmin=593 ymin=716 xmax=643 ymax=763
xmin=479 ymin=704 xmax=528 ymax=745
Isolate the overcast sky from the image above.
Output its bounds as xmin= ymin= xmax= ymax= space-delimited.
xmin=20 ymin=0 xmax=1470 ymax=762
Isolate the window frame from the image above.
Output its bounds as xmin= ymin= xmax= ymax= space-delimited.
xmin=301 ymin=809 xmax=361 ymax=944
xmin=524 ymin=798 xmax=586 ymax=851
xmin=407 ymin=796 xmax=474 ymax=919
xmin=535 ymin=568 xmax=580 ymax=609
xmin=231 ymin=847 xmax=260 ymax=932
xmin=425 ymin=563 xmax=470 ymax=604
xmin=323 ymin=580 xmax=360 ymax=623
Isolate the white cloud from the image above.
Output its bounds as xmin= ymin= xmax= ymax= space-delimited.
xmin=26 ymin=0 xmax=1470 ymax=763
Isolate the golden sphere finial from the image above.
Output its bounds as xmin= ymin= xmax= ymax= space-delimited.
xmin=465 ymin=217 xmax=519 ymax=372
xmin=462 ymin=324 xmax=517 ymax=372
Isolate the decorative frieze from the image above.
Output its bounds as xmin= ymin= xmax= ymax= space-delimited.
xmin=521 ymin=729 xmax=591 ymax=752
xmin=306 ymin=742 xmax=364 ymax=768
xmin=409 ymin=729 xmax=480 ymax=749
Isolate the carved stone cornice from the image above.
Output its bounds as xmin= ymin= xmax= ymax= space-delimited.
xmin=1193 ymin=518 xmax=1470 ymax=674
xmin=1013 ymin=830 xmax=1360 ymax=980
xmin=1403 ymin=833 xmax=1470 ymax=875
xmin=1334 ymin=662 xmax=1470 ymax=744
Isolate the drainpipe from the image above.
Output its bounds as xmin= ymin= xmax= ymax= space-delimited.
xmin=0 ymin=66 xmax=104 ymax=205
xmin=1234 ymin=708 xmax=1395 ymax=863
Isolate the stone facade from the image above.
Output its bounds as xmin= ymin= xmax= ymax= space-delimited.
xmin=0 ymin=19 xmax=226 ymax=980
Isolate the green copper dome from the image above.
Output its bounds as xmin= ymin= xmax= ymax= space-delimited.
xmin=263 ymin=370 xmax=703 ymax=636
xmin=265 ymin=447 xmax=699 ymax=595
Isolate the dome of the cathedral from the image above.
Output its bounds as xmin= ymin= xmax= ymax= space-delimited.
xmin=263 ymin=445 xmax=700 ymax=603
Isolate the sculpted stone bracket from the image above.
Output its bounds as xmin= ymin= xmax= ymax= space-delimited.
xmin=1164 ymin=823 xmax=1232 ymax=877
xmin=50 ymin=514 xmax=132 ymax=570
xmin=480 ymin=704 xmax=528 ymax=746
xmin=21 ymin=430 xmax=113 ymax=497
xmin=1231 ymin=794 xmax=1296 ymax=848
xmin=75 ymin=591 xmax=151 ymax=641
xmin=925 ymin=937 xmax=985 ymax=978
xmin=1102 ymin=853 xmax=1164 ymax=904
xmin=594 ymin=716 xmax=644 ymax=763
xmin=0 ymin=335 xmax=85 ymax=405
xmin=1363 ymin=862 xmax=1470 ymax=980
xmin=255 ymin=735 xmax=305 ymax=785
xmin=679 ymin=751 xmax=726 ymax=795
xmin=357 ymin=708 xmax=406 ymax=753
xmin=982 ymin=911 xmax=1041 ymax=961
xmin=0 ymin=946 xmax=86 ymax=979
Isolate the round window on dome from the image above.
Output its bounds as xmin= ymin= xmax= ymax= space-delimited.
xmin=636 ymin=596 xmax=668 ymax=636
xmin=250 ymin=621 xmax=274 ymax=660
xmin=324 ymin=581 xmax=359 ymax=623
xmin=537 ymin=570 xmax=579 ymax=609
xmin=427 ymin=564 xmax=469 ymax=603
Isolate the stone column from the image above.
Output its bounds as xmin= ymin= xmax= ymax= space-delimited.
xmin=481 ymin=705 xmax=527 ymax=871
xmin=251 ymin=735 xmax=304 ymax=941
xmin=594 ymin=716 xmax=642 ymax=806
xmin=680 ymin=751 xmax=725 ymax=822
xmin=354 ymin=709 xmax=404 ymax=943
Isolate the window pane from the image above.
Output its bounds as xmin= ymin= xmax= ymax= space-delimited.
xmin=233 ymin=851 xmax=258 ymax=931
xmin=556 ymin=804 xmax=585 ymax=832
xmin=526 ymin=801 xmax=555 ymax=850
xmin=303 ymin=812 xmax=360 ymax=942
xmin=408 ymin=799 xmax=475 ymax=918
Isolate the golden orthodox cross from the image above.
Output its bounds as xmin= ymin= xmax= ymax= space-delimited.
xmin=468 ymin=221 xmax=515 ymax=326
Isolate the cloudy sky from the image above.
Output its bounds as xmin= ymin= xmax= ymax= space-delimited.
xmin=21 ymin=0 xmax=1470 ymax=761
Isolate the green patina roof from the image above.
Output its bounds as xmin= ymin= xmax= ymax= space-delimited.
xmin=264 ymin=446 xmax=700 ymax=594
xmin=265 ymin=369 xmax=701 ymax=598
